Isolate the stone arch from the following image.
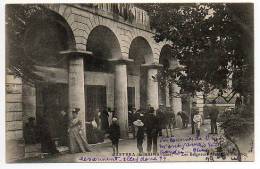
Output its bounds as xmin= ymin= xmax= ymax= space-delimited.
xmin=158 ymin=43 xmax=182 ymax=114
xmin=23 ymin=6 xmax=77 ymax=67
xmin=129 ymin=36 xmax=154 ymax=64
xmin=158 ymin=44 xmax=172 ymax=106
xmin=44 ymin=4 xmax=77 ymax=49
xmin=64 ymin=7 xmax=124 ymax=53
xmin=127 ymin=36 xmax=154 ymax=109
xmin=115 ymin=24 xmax=157 ymax=61
xmin=123 ymin=30 xmax=156 ymax=62
xmin=159 ymin=43 xmax=179 ymax=69
xmin=86 ymin=25 xmax=122 ymax=60
xmin=159 ymin=44 xmax=172 ymax=68
xmin=45 ymin=4 xmax=106 ymax=52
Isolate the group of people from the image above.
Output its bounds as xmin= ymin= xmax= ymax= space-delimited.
xmin=191 ymin=101 xmax=220 ymax=138
xmin=24 ymin=108 xmax=92 ymax=155
xmin=94 ymin=107 xmax=117 ymax=133
xmin=109 ymin=106 xmax=160 ymax=155
xmin=69 ymin=101 xmax=219 ymax=155
xmin=23 ymin=100 xmax=220 ymax=156
xmin=23 ymin=114 xmax=61 ymax=155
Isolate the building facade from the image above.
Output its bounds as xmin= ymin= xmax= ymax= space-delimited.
xmin=6 ymin=4 xmax=185 ymax=162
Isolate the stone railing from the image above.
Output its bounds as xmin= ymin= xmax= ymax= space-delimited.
xmin=80 ymin=3 xmax=150 ymax=29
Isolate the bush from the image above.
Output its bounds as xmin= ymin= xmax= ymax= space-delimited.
xmin=219 ymin=106 xmax=254 ymax=161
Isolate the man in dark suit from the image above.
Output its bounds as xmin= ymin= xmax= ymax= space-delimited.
xmin=178 ymin=111 xmax=189 ymax=128
xmin=109 ymin=118 xmax=120 ymax=155
xmin=209 ymin=100 xmax=219 ymax=134
xmin=145 ymin=107 xmax=159 ymax=154
xmin=156 ymin=104 xmax=166 ymax=136
xmin=101 ymin=107 xmax=109 ymax=133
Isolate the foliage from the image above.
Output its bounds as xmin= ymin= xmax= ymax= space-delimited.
xmin=139 ymin=3 xmax=253 ymax=97
xmin=6 ymin=4 xmax=51 ymax=83
xmin=220 ymin=106 xmax=253 ymax=138
xmin=138 ymin=4 xmax=254 ymax=161
xmin=218 ymin=106 xmax=254 ymax=161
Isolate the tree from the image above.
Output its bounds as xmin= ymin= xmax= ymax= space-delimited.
xmin=139 ymin=3 xmax=253 ymax=99
xmin=6 ymin=4 xmax=55 ymax=83
xmin=138 ymin=3 xmax=254 ymax=161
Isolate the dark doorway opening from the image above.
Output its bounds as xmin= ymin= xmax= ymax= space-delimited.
xmin=127 ymin=87 xmax=135 ymax=109
xmin=36 ymin=83 xmax=69 ymax=149
xmin=85 ymin=85 xmax=107 ymax=122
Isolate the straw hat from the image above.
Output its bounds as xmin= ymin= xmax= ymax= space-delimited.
xmin=72 ymin=108 xmax=80 ymax=114
xmin=133 ymin=119 xmax=144 ymax=127
xmin=112 ymin=117 xmax=118 ymax=121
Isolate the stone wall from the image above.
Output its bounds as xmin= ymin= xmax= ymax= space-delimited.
xmin=6 ymin=72 xmax=25 ymax=162
xmin=85 ymin=71 xmax=140 ymax=110
xmin=22 ymin=83 xmax=36 ymax=122
xmin=33 ymin=66 xmax=142 ymax=110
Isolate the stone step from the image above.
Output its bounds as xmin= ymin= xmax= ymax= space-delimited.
xmin=25 ymin=144 xmax=41 ymax=158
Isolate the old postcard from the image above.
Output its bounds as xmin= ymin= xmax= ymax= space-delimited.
xmin=4 ymin=2 xmax=254 ymax=163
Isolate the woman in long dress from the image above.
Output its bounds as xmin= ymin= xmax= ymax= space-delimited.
xmin=108 ymin=108 xmax=113 ymax=126
xmin=68 ymin=108 xmax=91 ymax=153
xmin=175 ymin=112 xmax=183 ymax=129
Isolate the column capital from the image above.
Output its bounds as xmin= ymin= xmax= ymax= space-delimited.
xmin=108 ymin=58 xmax=134 ymax=65
xmin=141 ymin=63 xmax=163 ymax=69
xmin=59 ymin=49 xmax=93 ymax=57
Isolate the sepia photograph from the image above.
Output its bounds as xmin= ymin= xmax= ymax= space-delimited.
xmin=4 ymin=2 xmax=254 ymax=163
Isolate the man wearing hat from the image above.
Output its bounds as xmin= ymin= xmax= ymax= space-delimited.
xmin=156 ymin=104 xmax=166 ymax=136
xmin=209 ymin=100 xmax=219 ymax=134
xmin=133 ymin=119 xmax=144 ymax=154
xmin=145 ymin=107 xmax=159 ymax=154
xmin=108 ymin=117 xmax=120 ymax=155
xmin=128 ymin=107 xmax=135 ymax=139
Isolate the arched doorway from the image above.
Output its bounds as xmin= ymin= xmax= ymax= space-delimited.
xmin=23 ymin=10 xmax=76 ymax=148
xmin=158 ymin=45 xmax=172 ymax=108
xmin=159 ymin=45 xmax=182 ymax=115
xmin=128 ymin=36 xmax=153 ymax=110
xmin=85 ymin=25 xmax=122 ymax=126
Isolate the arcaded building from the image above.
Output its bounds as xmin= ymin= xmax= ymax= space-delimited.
xmin=6 ymin=4 xmax=188 ymax=161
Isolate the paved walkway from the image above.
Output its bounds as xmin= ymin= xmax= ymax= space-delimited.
xmin=17 ymin=120 xmax=253 ymax=162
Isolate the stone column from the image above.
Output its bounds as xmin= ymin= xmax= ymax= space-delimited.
xmin=158 ymin=82 xmax=166 ymax=106
xmin=168 ymin=59 xmax=183 ymax=115
xmin=142 ymin=63 xmax=163 ymax=110
xmin=158 ymin=80 xmax=171 ymax=107
xmin=109 ymin=58 xmax=133 ymax=138
xmin=165 ymin=84 xmax=170 ymax=107
xmin=60 ymin=50 xmax=92 ymax=136
xmin=170 ymin=83 xmax=182 ymax=115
